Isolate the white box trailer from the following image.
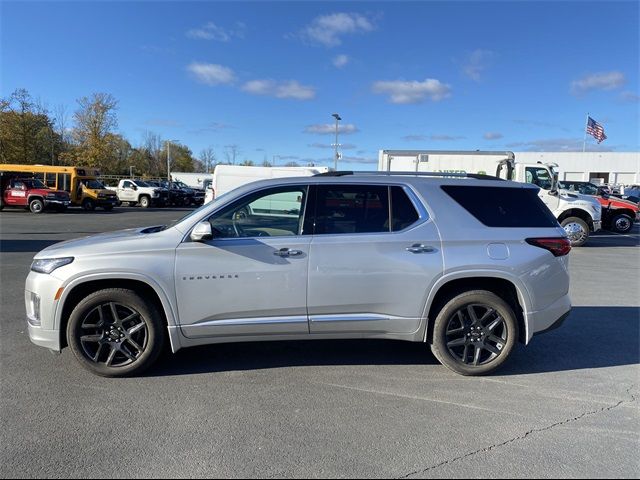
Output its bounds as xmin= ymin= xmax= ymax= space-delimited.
xmin=205 ymin=165 xmax=330 ymax=204
xmin=378 ymin=150 xmax=602 ymax=247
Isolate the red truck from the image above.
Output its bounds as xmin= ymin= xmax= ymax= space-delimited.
xmin=559 ymin=181 xmax=639 ymax=233
xmin=0 ymin=177 xmax=71 ymax=214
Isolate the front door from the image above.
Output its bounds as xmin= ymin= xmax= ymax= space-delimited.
xmin=524 ymin=166 xmax=560 ymax=213
xmin=175 ymin=185 xmax=311 ymax=338
xmin=307 ymin=184 xmax=443 ymax=335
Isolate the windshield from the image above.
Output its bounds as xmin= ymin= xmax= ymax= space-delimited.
xmin=83 ymin=179 xmax=106 ymax=189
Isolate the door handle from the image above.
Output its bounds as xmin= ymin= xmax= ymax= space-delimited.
xmin=406 ymin=244 xmax=436 ymax=254
xmin=274 ymin=248 xmax=304 ymax=257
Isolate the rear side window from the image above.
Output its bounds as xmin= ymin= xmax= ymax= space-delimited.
xmin=391 ymin=186 xmax=420 ymax=231
xmin=314 ymin=185 xmax=390 ymax=234
xmin=441 ymin=186 xmax=559 ymax=228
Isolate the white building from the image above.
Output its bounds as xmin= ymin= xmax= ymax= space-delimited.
xmin=514 ymin=152 xmax=640 ymax=185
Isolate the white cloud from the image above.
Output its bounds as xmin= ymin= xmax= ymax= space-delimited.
xmin=187 ymin=62 xmax=236 ymax=86
xmin=570 ymin=71 xmax=626 ymax=95
xmin=619 ymin=91 xmax=640 ymax=103
xmin=341 ymin=155 xmax=377 ymax=165
xmin=403 ymin=134 xmax=465 ymax=142
xmin=300 ymin=13 xmax=375 ymax=47
xmin=507 ymin=138 xmax=617 ymax=152
xmin=309 ymin=142 xmax=357 ymax=149
xmin=304 ymin=124 xmax=359 ymax=135
xmin=462 ymin=49 xmax=495 ymax=81
xmin=483 ymin=132 xmax=504 ymax=140
xmin=242 ymin=79 xmax=316 ymax=100
xmin=372 ymin=78 xmax=452 ymax=104
xmin=333 ymin=54 xmax=350 ymax=68
xmin=187 ymin=22 xmax=246 ymax=42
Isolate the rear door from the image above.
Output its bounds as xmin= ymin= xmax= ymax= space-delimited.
xmin=307 ymin=183 xmax=443 ymax=335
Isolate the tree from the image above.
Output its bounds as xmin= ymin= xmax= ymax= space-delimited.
xmin=0 ymin=88 xmax=60 ymax=165
xmin=224 ymin=144 xmax=240 ymax=165
xmin=240 ymin=159 xmax=255 ymax=166
xmin=72 ymin=92 xmax=118 ymax=168
xmin=285 ymin=161 xmax=300 ymax=167
xmin=199 ymin=147 xmax=216 ymax=173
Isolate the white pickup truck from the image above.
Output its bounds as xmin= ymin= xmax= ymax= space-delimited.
xmin=109 ymin=179 xmax=168 ymax=208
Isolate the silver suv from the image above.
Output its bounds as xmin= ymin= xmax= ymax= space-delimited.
xmin=26 ymin=173 xmax=572 ymax=377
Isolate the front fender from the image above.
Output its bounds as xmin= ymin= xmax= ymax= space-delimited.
xmin=54 ymin=271 xmax=183 ymax=352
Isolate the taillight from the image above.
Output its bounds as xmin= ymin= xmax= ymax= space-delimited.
xmin=525 ymin=237 xmax=572 ymax=257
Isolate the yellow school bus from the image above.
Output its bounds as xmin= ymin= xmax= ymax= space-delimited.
xmin=0 ymin=164 xmax=118 ymax=210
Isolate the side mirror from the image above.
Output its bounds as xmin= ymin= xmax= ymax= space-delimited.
xmin=190 ymin=221 xmax=213 ymax=242
xmin=132 ymin=185 xmax=138 ymax=191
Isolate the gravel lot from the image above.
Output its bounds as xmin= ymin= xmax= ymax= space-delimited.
xmin=1 ymin=207 xmax=638 ymax=478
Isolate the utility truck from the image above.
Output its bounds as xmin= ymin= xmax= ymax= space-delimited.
xmin=378 ymin=150 xmax=602 ymax=246
xmin=110 ymin=179 xmax=168 ymax=208
xmin=204 ymin=165 xmax=330 ymax=204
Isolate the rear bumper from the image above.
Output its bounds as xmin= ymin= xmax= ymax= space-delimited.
xmin=526 ymin=294 xmax=571 ymax=343
xmin=96 ymin=198 xmax=118 ymax=207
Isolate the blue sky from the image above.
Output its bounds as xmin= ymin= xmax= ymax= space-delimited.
xmin=2 ymin=1 xmax=639 ymax=169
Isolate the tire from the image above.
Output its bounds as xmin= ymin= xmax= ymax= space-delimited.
xmin=139 ymin=196 xmax=150 ymax=209
xmin=610 ymin=213 xmax=633 ymax=234
xmin=66 ymin=288 xmax=165 ymax=377
xmin=29 ymin=198 xmax=45 ymax=214
xmin=560 ymin=217 xmax=589 ymax=247
xmin=82 ymin=199 xmax=96 ymax=211
xmin=430 ymin=290 xmax=518 ymax=376
xmin=183 ymin=197 xmax=191 ymax=207
xmin=103 ymin=204 xmax=114 ymax=212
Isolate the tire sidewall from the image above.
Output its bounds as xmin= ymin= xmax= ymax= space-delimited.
xmin=82 ymin=199 xmax=96 ymax=211
xmin=611 ymin=214 xmax=633 ymax=233
xmin=29 ymin=199 xmax=44 ymax=214
xmin=66 ymin=289 xmax=165 ymax=377
xmin=431 ymin=291 xmax=518 ymax=376
xmin=139 ymin=196 xmax=150 ymax=208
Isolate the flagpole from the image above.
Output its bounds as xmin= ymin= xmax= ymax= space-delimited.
xmin=583 ymin=113 xmax=589 ymax=152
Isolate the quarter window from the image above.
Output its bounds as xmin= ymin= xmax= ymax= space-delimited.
xmin=391 ymin=186 xmax=420 ymax=231
xmin=313 ymin=185 xmax=390 ymax=235
xmin=208 ymin=186 xmax=308 ymax=239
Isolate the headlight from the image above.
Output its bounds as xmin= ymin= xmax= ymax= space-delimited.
xmin=30 ymin=257 xmax=74 ymax=274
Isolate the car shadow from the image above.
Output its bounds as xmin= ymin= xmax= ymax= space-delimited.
xmin=147 ymin=306 xmax=639 ymax=377
xmin=0 ymin=239 xmax=61 ymax=253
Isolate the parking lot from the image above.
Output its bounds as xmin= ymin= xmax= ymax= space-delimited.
xmin=0 ymin=208 xmax=638 ymax=478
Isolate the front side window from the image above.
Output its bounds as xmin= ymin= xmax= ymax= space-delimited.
xmin=313 ymin=184 xmax=390 ymax=235
xmin=58 ymin=173 xmax=71 ymax=192
xmin=208 ymin=186 xmax=308 ymax=239
xmin=525 ymin=167 xmax=552 ymax=190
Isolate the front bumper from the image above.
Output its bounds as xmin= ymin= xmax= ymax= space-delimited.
xmin=592 ymin=220 xmax=602 ymax=232
xmin=96 ymin=197 xmax=118 ymax=206
xmin=28 ymin=323 xmax=61 ymax=352
xmin=44 ymin=199 xmax=70 ymax=207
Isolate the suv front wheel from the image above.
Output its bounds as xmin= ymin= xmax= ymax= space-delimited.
xmin=67 ymin=288 xmax=165 ymax=377
xmin=430 ymin=290 xmax=518 ymax=376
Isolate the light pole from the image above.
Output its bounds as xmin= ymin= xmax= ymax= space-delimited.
xmin=166 ymin=139 xmax=179 ymax=182
xmin=272 ymin=155 xmax=281 ymax=166
xmin=332 ymin=113 xmax=341 ymax=171
xmin=129 ymin=166 xmax=134 ymax=178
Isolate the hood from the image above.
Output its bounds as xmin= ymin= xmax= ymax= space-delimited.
xmin=602 ymin=196 xmax=639 ymax=210
xmin=34 ymin=226 xmax=179 ymax=259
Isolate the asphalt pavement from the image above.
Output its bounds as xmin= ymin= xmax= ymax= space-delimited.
xmin=0 ymin=207 xmax=638 ymax=478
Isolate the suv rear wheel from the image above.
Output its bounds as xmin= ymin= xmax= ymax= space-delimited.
xmin=67 ymin=288 xmax=165 ymax=377
xmin=430 ymin=290 xmax=518 ymax=376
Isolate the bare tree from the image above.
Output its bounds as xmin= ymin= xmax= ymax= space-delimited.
xmin=224 ymin=144 xmax=240 ymax=165
xmin=199 ymin=146 xmax=217 ymax=173
xmin=54 ymin=104 xmax=69 ymax=144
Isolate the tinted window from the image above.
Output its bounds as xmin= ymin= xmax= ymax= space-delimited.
xmin=391 ymin=186 xmax=420 ymax=231
xmin=208 ymin=186 xmax=307 ymax=238
xmin=442 ymin=186 xmax=559 ymax=228
xmin=314 ymin=185 xmax=390 ymax=235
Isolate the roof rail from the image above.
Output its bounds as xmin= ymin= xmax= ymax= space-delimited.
xmin=313 ymin=171 xmax=504 ymax=181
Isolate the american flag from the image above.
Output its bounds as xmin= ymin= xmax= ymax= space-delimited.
xmin=586 ymin=116 xmax=607 ymax=144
